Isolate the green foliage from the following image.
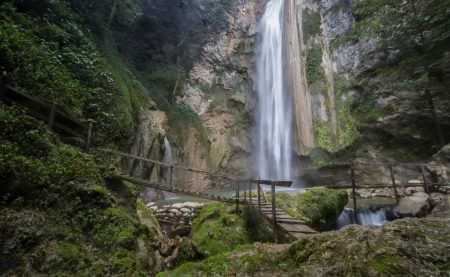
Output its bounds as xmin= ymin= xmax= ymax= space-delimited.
xmin=0 ymin=104 xmax=154 ymax=276
xmin=312 ymin=74 xmax=359 ymax=154
xmin=0 ymin=1 xmax=152 ymax=146
xmin=306 ymin=45 xmax=325 ymax=86
xmin=302 ymin=8 xmax=321 ymax=43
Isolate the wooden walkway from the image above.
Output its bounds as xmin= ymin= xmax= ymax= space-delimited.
xmin=249 ymin=202 xmax=317 ymax=239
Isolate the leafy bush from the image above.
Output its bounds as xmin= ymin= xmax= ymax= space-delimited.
xmin=297 ymin=188 xmax=348 ymax=230
xmin=0 ymin=1 xmax=150 ymax=146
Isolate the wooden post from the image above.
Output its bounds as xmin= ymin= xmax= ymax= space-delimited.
xmin=390 ymin=165 xmax=399 ymax=203
xmin=350 ymin=162 xmax=358 ymax=224
xmin=0 ymin=71 xmax=6 ymax=102
xmin=243 ymin=180 xmax=247 ymax=204
xmin=257 ymin=181 xmax=261 ymax=212
xmin=261 ymin=185 xmax=269 ymax=203
xmin=85 ymin=120 xmax=93 ymax=151
xmin=236 ymin=182 xmax=240 ymax=214
xmin=271 ymin=183 xmax=277 ymax=242
xmin=48 ymin=103 xmax=56 ymax=131
xmin=249 ymin=179 xmax=252 ymax=204
xmin=420 ymin=165 xmax=430 ymax=194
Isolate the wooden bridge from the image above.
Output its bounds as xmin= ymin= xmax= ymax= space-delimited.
xmin=98 ymin=148 xmax=317 ymax=241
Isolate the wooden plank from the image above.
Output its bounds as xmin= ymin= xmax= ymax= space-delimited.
xmin=250 ymin=179 xmax=292 ymax=187
xmin=279 ymin=223 xmax=316 ymax=234
xmin=273 ymin=219 xmax=306 ymax=224
xmin=5 ymin=86 xmax=85 ymax=127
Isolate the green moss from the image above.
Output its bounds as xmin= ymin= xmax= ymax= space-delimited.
xmin=137 ymin=200 xmax=159 ymax=227
xmin=244 ymin=208 xmax=282 ymax=243
xmin=367 ymin=254 xmax=410 ymax=274
xmin=298 ymin=188 xmax=348 ymax=230
xmin=181 ymin=202 xmax=250 ymax=259
xmin=287 ymin=235 xmax=333 ymax=264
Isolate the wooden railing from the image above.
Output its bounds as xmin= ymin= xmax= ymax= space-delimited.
xmin=97 ymin=147 xmax=293 ymax=241
xmin=321 ymin=161 xmax=448 ymax=224
xmin=0 ymin=75 xmax=93 ymax=150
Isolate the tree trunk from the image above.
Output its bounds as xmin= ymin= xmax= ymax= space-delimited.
xmin=108 ymin=0 xmax=118 ymax=28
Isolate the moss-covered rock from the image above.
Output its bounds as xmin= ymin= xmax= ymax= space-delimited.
xmin=273 ymin=188 xmax=348 ymax=231
xmin=178 ymin=202 xmax=250 ymax=261
xmin=159 ymin=217 xmax=450 ymax=276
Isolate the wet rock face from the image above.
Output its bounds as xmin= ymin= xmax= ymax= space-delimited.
xmin=321 ymin=0 xmax=353 ymax=42
xmin=171 ymin=0 xmax=264 ymax=188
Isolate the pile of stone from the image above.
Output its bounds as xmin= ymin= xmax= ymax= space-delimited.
xmin=146 ymin=202 xmax=204 ymax=238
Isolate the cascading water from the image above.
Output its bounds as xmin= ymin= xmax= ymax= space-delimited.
xmin=164 ymin=137 xmax=173 ymax=179
xmin=256 ymin=0 xmax=292 ymax=181
xmin=163 ymin=137 xmax=178 ymax=200
xmin=336 ymin=206 xmax=398 ymax=229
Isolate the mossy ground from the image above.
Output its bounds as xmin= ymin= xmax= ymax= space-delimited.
xmin=159 ymin=217 xmax=450 ymax=276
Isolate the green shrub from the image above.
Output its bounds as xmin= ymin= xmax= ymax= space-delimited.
xmin=298 ymin=188 xmax=348 ymax=230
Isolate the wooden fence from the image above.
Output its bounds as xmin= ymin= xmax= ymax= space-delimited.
xmin=0 ymin=75 xmax=93 ymax=150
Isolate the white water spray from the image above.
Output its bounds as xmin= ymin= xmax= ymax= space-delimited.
xmin=163 ymin=137 xmax=178 ymax=199
xmin=256 ymin=0 xmax=292 ymax=180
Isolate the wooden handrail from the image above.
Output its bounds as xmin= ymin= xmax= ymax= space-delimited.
xmin=249 ymin=179 xmax=293 ymax=187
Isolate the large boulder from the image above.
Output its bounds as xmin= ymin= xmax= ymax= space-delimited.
xmin=430 ymin=194 xmax=450 ymax=216
xmin=427 ymin=144 xmax=450 ymax=187
xmin=397 ymin=192 xmax=430 ymax=218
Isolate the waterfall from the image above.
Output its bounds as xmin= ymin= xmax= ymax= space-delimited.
xmin=336 ymin=207 xmax=394 ymax=229
xmin=163 ymin=137 xmax=178 ymax=199
xmin=256 ymin=0 xmax=292 ymax=181
xmin=163 ymin=137 xmax=174 ymax=185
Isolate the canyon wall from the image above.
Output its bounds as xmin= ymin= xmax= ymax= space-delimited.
xmin=136 ymin=0 xmax=449 ymax=190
